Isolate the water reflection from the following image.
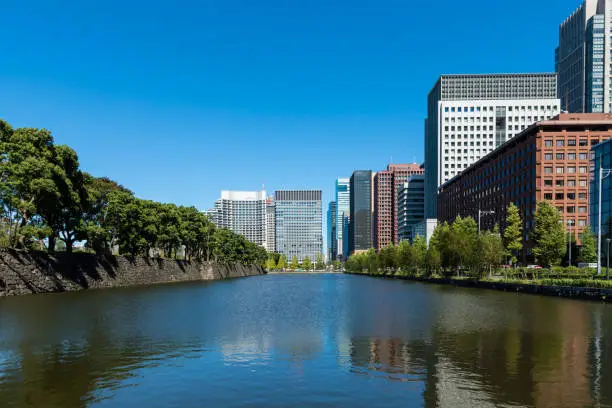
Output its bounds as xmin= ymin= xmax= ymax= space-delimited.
xmin=0 ymin=275 xmax=611 ymax=407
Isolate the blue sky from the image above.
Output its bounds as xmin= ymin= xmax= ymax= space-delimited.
xmin=1 ymin=0 xmax=580 ymax=237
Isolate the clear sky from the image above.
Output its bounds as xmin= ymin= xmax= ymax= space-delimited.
xmin=1 ymin=0 xmax=580 ymax=240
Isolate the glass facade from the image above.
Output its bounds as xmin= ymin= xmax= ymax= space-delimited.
xmin=274 ymin=190 xmax=323 ymax=262
xmin=212 ymin=191 xmax=267 ymax=247
xmin=397 ymin=175 xmax=425 ymax=242
xmin=591 ymin=140 xmax=612 ymax=262
xmin=349 ymin=170 xmax=372 ymax=253
xmin=586 ymin=14 xmax=605 ymax=113
xmin=335 ymin=178 xmax=350 ymax=259
xmin=327 ymin=201 xmax=337 ymax=261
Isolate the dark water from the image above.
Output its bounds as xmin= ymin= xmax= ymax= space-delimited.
xmin=1 ymin=274 xmax=612 ymax=408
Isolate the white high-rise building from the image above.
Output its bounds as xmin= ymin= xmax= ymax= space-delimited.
xmin=556 ymin=0 xmax=611 ymax=113
xmin=212 ymin=190 xmax=267 ymax=247
xmin=265 ymin=196 xmax=275 ymax=253
xmin=335 ymin=178 xmax=350 ymax=260
xmin=424 ymin=73 xmax=560 ymax=218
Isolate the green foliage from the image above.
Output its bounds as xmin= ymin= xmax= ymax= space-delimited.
xmin=266 ymin=255 xmax=277 ymax=271
xmin=290 ymin=256 xmax=299 ymax=270
xmin=532 ymin=202 xmax=566 ymax=268
xmin=578 ymin=226 xmax=597 ymax=263
xmin=277 ymin=254 xmax=287 ymax=270
xmin=332 ymin=260 xmax=342 ymax=271
xmin=315 ymin=253 xmax=325 ymax=270
xmin=503 ymin=203 xmax=523 ymax=265
xmin=302 ymin=256 xmax=313 ymax=270
xmin=0 ymin=118 xmax=266 ymax=265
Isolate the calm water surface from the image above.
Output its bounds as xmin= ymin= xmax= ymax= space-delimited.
xmin=1 ymin=274 xmax=612 ymax=407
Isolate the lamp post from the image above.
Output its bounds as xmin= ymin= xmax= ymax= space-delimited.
xmin=597 ymin=162 xmax=612 ymax=276
xmin=567 ymin=219 xmax=574 ymax=266
xmin=478 ymin=208 xmax=495 ymax=234
xmin=607 ymin=238 xmax=611 ymax=280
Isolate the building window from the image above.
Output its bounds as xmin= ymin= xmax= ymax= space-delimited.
xmin=556 ymin=153 xmax=565 ymax=160
xmin=579 ymin=139 xmax=588 ymax=146
xmin=556 ymin=167 xmax=564 ymax=174
xmin=556 ymin=180 xmax=565 ymax=187
xmin=579 ymin=179 xmax=587 ymax=187
xmin=579 ymin=192 xmax=587 ymax=199
xmin=579 ymin=153 xmax=588 ymax=160
xmin=556 ymin=140 xmax=565 ymax=147
xmin=568 ymin=166 xmax=576 ymax=173
xmin=567 ymin=206 xmax=575 ymax=213
xmin=579 ymin=166 xmax=587 ymax=173
xmin=567 ymin=192 xmax=576 ymax=200
xmin=578 ymin=219 xmax=586 ymax=226
xmin=544 ymin=179 xmax=553 ymax=186
xmin=556 ymin=193 xmax=564 ymax=200
xmin=578 ymin=206 xmax=587 ymax=213
xmin=544 ymin=193 xmax=553 ymax=200
xmin=568 ymin=139 xmax=576 ymax=146
xmin=568 ymin=153 xmax=576 ymax=160
xmin=544 ymin=140 xmax=553 ymax=147
xmin=544 ymin=167 xmax=553 ymax=174
xmin=544 ymin=153 xmax=553 ymax=160
xmin=568 ymin=179 xmax=576 ymax=187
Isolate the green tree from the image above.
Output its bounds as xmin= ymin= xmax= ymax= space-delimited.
xmin=315 ymin=253 xmax=325 ymax=270
xmin=332 ymin=260 xmax=342 ymax=271
xmin=578 ymin=226 xmax=597 ymax=263
xmin=277 ymin=254 xmax=287 ymax=270
xmin=411 ymin=236 xmax=427 ymax=272
xmin=475 ymin=229 xmax=504 ymax=277
xmin=290 ymin=255 xmax=299 ymax=270
xmin=302 ymin=256 xmax=313 ymax=270
xmin=503 ymin=203 xmax=523 ymax=265
xmin=532 ymin=201 xmax=566 ymax=268
xmin=379 ymin=245 xmax=398 ymax=271
xmin=266 ymin=255 xmax=277 ymax=271
xmin=397 ymin=241 xmax=413 ymax=271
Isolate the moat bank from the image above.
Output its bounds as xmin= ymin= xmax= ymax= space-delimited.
xmin=0 ymin=249 xmax=265 ymax=297
xmin=346 ymin=271 xmax=612 ymax=302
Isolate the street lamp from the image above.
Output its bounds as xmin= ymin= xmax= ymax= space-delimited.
xmin=597 ymin=162 xmax=612 ymax=276
xmin=478 ymin=207 xmax=495 ymax=234
xmin=567 ymin=219 xmax=574 ymax=266
xmin=607 ymin=238 xmax=611 ymax=280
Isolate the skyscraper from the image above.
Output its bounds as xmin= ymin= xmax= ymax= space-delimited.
xmin=556 ymin=0 xmax=611 ymax=113
xmin=373 ymin=163 xmax=423 ymax=249
xmin=327 ymin=201 xmax=337 ymax=261
xmin=335 ymin=178 xmax=350 ymax=260
xmin=397 ymin=175 xmax=425 ymax=243
xmin=349 ymin=170 xmax=372 ymax=254
xmin=424 ymin=73 xmax=560 ymax=217
xmin=211 ymin=190 xmax=267 ymax=247
xmin=274 ymin=190 xmax=323 ymax=262
xmin=265 ymin=196 xmax=275 ymax=253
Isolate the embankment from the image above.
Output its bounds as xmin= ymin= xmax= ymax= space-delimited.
xmin=346 ymin=272 xmax=612 ymax=302
xmin=0 ymin=249 xmax=265 ymax=297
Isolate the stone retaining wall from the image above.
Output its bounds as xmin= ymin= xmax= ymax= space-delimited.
xmin=0 ymin=249 xmax=265 ymax=297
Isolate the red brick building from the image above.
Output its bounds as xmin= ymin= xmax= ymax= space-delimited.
xmin=374 ymin=163 xmax=424 ymax=249
xmin=438 ymin=113 xmax=612 ymax=255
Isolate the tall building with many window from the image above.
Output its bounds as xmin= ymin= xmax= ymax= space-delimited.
xmin=438 ymin=113 xmax=612 ymax=259
xmin=327 ymin=201 xmax=337 ymax=262
xmin=349 ymin=170 xmax=372 ymax=254
xmin=424 ymin=73 xmax=560 ymax=218
xmin=397 ymin=175 xmax=425 ymax=243
xmin=373 ymin=163 xmax=424 ymax=249
xmin=274 ymin=190 xmax=323 ymax=262
xmin=265 ymin=196 xmax=275 ymax=253
xmin=335 ymin=178 xmax=350 ymax=259
xmin=556 ymin=0 xmax=611 ymax=113
xmin=212 ymin=190 xmax=267 ymax=247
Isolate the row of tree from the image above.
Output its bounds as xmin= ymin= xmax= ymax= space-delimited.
xmin=0 ymin=119 xmax=267 ymax=265
xmin=265 ymin=253 xmax=327 ymax=270
xmin=345 ymin=202 xmax=597 ymax=276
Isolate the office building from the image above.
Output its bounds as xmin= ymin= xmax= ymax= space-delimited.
xmin=556 ymin=0 xmax=611 ymax=113
xmin=349 ymin=170 xmax=372 ymax=253
xmin=424 ymin=73 xmax=560 ymax=217
xmin=591 ymin=138 xmax=612 ymax=243
xmin=275 ymin=190 xmax=323 ymax=262
xmin=373 ymin=163 xmax=423 ymax=249
xmin=410 ymin=219 xmax=438 ymax=246
xmin=212 ymin=190 xmax=267 ymax=247
xmin=335 ymin=178 xmax=350 ymax=259
xmin=397 ymin=175 xmax=425 ymax=243
xmin=438 ymin=113 xmax=612 ymax=258
xmin=327 ymin=201 xmax=337 ymax=261
xmin=265 ymin=196 xmax=275 ymax=253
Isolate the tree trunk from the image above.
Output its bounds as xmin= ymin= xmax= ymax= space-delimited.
xmin=48 ymin=235 xmax=56 ymax=253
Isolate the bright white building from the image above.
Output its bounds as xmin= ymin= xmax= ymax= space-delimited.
xmin=265 ymin=196 xmax=275 ymax=253
xmin=212 ymin=190 xmax=267 ymax=247
xmin=335 ymin=178 xmax=350 ymax=260
xmin=424 ymin=73 xmax=560 ymax=218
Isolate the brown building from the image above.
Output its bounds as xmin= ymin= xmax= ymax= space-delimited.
xmin=438 ymin=113 xmax=612 ymax=254
xmin=374 ymin=163 xmax=424 ymax=249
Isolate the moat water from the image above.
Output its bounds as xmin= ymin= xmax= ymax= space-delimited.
xmin=1 ymin=274 xmax=611 ymax=407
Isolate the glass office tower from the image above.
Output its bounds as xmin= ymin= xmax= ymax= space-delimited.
xmin=349 ymin=170 xmax=372 ymax=253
